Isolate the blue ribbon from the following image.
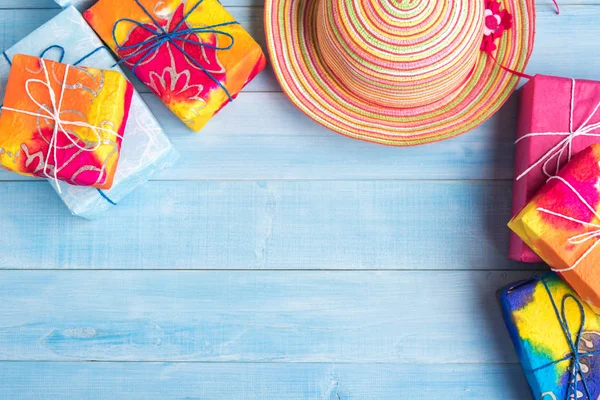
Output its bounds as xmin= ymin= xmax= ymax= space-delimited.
xmin=38 ymin=44 xmax=112 ymax=68
xmin=2 ymin=51 xmax=11 ymax=66
xmin=112 ymin=0 xmax=238 ymax=101
xmin=524 ymin=275 xmax=600 ymax=400
xmin=39 ymin=45 xmax=67 ymax=63
xmin=96 ymin=187 xmax=118 ymax=206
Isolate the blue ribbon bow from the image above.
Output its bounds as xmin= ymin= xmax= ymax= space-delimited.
xmin=112 ymin=0 xmax=238 ymax=101
xmin=529 ymin=276 xmax=600 ymax=400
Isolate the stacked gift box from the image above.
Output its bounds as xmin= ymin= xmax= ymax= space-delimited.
xmin=500 ymin=72 xmax=600 ymax=399
xmin=0 ymin=0 xmax=266 ymax=218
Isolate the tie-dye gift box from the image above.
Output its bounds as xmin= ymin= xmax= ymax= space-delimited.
xmin=0 ymin=55 xmax=133 ymax=189
xmin=83 ymin=0 xmax=266 ymax=132
xmin=500 ymin=274 xmax=600 ymax=400
xmin=510 ymin=144 xmax=600 ymax=313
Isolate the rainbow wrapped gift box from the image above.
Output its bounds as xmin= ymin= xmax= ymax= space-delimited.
xmin=0 ymin=54 xmax=133 ymax=189
xmin=0 ymin=6 xmax=178 ymax=219
xmin=509 ymin=144 xmax=600 ymax=313
xmin=510 ymin=75 xmax=600 ymax=263
xmin=83 ymin=0 xmax=267 ymax=132
xmin=500 ymin=273 xmax=600 ymax=400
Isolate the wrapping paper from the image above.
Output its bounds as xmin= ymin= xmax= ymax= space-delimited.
xmin=509 ymin=144 xmax=600 ymax=313
xmin=0 ymin=54 xmax=133 ymax=189
xmin=510 ymin=75 xmax=600 ymax=263
xmin=0 ymin=7 xmax=178 ymax=219
xmin=500 ymin=273 xmax=600 ymax=400
xmin=84 ymin=0 xmax=267 ymax=132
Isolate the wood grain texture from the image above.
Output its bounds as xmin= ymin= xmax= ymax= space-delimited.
xmin=0 ymin=363 xmax=530 ymax=400
xmin=0 ymin=0 xmax=57 ymax=8
xmin=0 ymin=270 xmax=533 ymax=362
xmin=0 ymin=180 xmax=541 ymax=270
xmin=0 ymin=92 xmax=521 ymax=181
xmin=0 ymin=9 xmax=60 ymax=49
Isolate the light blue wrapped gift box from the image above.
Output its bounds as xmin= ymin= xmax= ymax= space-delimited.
xmin=0 ymin=7 xmax=178 ymax=219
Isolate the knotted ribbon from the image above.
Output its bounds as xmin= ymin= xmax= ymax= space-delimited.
xmin=2 ymin=45 xmax=108 ymax=68
xmin=112 ymin=0 xmax=238 ymax=101
xmin=0 ymin=58 xmax=123 ymax=193
xmin=523 ymin=275 xmax=600 ymax=400
xmin=535 ymin=176 xmax=600 ymax=273
xmin=516 ymin=79 xmax=600 ymax=181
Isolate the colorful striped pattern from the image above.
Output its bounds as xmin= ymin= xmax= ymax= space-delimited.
xmin=265 ymin=0 xmax=535 ymax=146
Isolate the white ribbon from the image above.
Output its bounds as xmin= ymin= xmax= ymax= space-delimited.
xmin=536 ymin=176 xmax=600 ymax=272
xmin=0 ymin=58 xmax=123 ymax=193
xmin=516 ymin=79 xmax=600 ymax=181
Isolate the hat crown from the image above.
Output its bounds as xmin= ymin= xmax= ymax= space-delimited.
xmin=316 ymin=0 xmax=485 ymax=108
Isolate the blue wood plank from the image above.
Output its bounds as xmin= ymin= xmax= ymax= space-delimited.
xmin=0 ymin=0 xmax=57 ymax=8
xmin=0 ymin=180 xmax=539 ymax=270
xmin=0 ymin=92 xmax=521 ymax=181
xmin=0 ymin=270 xmax=534 ymax=362
xmin=142 ymin=92 xmax=520 ymax=181
xmin=0 ymin=362 xmax=530 ymax=400
xmin=0 ymin=9 xmax=60 ymax=50
xmin=527 ymin=6 xmax=600 ymax=81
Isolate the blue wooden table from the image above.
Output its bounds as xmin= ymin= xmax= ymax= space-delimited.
xmin=0 ymin=1 xmax=595 ymax=398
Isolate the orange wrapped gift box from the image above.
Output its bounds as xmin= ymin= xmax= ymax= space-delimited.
xmin=84 ymin=0 xmax=267 ymax=132
xmin=509 ymin=144 xmax=600 ymax=312
xmin=0 ymin=54 xmax=133 ymax=189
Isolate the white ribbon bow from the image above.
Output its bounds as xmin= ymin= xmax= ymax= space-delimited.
xmin=516 ymin=79 xmax=600 ymax=180
xmin=0 ymin=58 xmax=122 ymax=193
xmin=537 ymin=176 xmax=600 ymax=272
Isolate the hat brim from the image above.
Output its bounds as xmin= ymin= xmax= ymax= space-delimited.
xmin=264 ymin=0 xmax=536 ymax=146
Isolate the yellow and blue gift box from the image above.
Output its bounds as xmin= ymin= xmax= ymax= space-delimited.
xmin=501 ymin=274 xmax=600 ymax=399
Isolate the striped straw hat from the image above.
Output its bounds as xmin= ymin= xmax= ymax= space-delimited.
xmin=264 ymin=0 xmax=535 ymax=146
